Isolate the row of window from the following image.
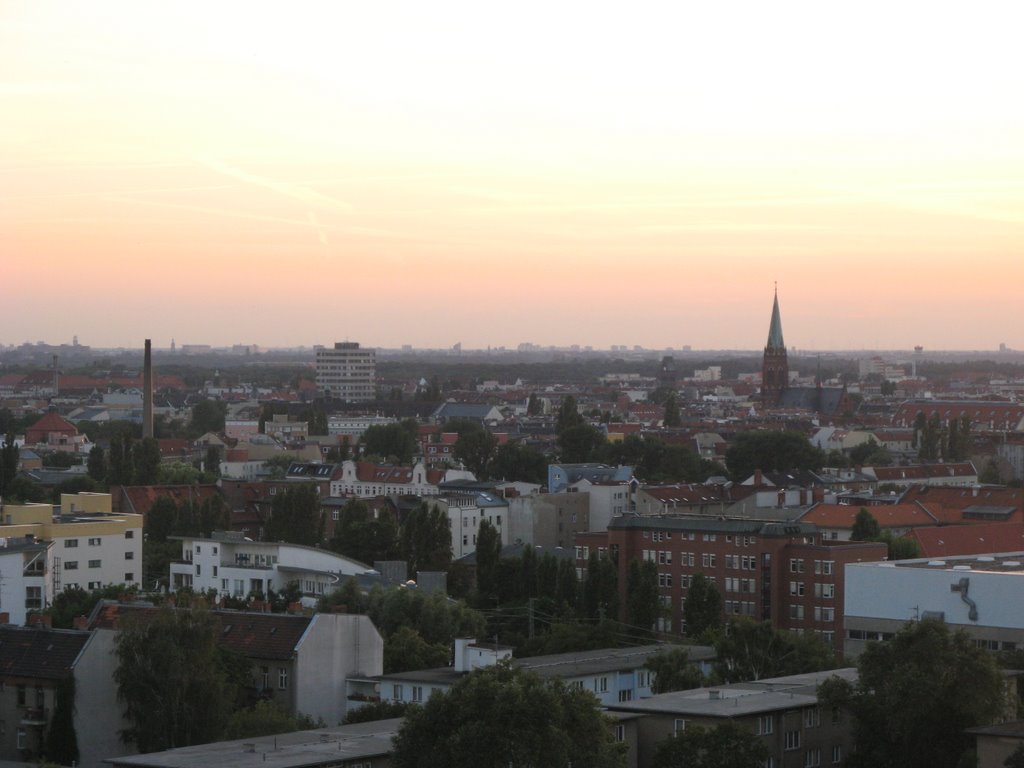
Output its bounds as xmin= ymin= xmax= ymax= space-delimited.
xmin=789 ymin=559 xmax=835 ymax=575
xmin=789 ymin=582 xmax=836 ymax=598
xmin=64 ymin=531 xmax=135 ymax=547
xmin=59 ymin=575 xmax=132 ymax=593
xmin=64 ymin=552 xmax=133 ymax=570
xmin=788 ymin=605 xmax=835 ymax=622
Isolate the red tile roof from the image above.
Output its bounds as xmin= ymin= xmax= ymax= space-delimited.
xmin=870 ymin=463 xmax=977 ymax=481
xmin=909 ymin=522 xmax=1024 ymax=558
xmin=112 ymin=484 xmax=221 ymax=516
xmin=0 ymin=626 xmax=90 ymax=680
xmin=800 ymin=503 xmax=938 ymax=529
xmin=25 ymin=411 xmax=79 ymax=442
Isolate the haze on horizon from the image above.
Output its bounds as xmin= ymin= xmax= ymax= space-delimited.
xmin=3 ymin=2 xmax=1024 ymax=352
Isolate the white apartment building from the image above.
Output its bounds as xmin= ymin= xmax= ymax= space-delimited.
xmin=330 ymin=460 xmax=475 ymax=498
xmin=169 ymin=531 xmax=374 ymax=601
xmin=327 ymin=414 xmax=397 ymax=439
xmin=433 ymin=494 xmax=510 ymax=559
xmin=1 ymin=493 xmax=143 ymax=595
xmin=315 ymin=342 xmax=376 ymax=402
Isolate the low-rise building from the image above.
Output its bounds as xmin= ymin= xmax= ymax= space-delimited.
xmin=0 ymin=535 xmax=53 ymax=625
xmin=169 ymin=531 xmax=373 ymax=601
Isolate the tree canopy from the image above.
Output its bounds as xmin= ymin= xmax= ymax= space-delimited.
xmin=114 ymin=606 xmax=240 ymax=752
xmin=644 ymin=646 xmax=705 ymax=694
xmin=391 ymin=663 xmax=626 ymax=768
xmin=724 ymin=430 xmax=824 ymax=480
xmin=713 ymin=617 xmax=835 ymax=683
xmin=264 ymin=485 xmax=324 ymax=547
xmin=818 ymin=618 xmax=1005 ymax=768
xmin=683 ymin=572 xmax=722 ymax=639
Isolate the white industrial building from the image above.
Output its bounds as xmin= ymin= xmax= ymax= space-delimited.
xmin=845 ymin=553 xmax=1024 ymax=657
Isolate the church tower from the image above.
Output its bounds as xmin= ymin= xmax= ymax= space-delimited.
xmin=761 ymin=287 xmax=789 ymax=406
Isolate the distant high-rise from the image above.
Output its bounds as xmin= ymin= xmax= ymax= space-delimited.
xmin=143 ymin=339 xmax=154 ymax=438
xmin=315 ymin=342 xmax=376 ymax=402
xmin=761 ymin=287 xmax=789 ymax=406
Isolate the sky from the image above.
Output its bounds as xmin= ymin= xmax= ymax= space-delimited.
xmin=3 ymin=1 xmax=1024 ymax=352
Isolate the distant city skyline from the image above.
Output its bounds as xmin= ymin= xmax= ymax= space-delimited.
xmin=4 ymin=3 xmax=1023 ymax=351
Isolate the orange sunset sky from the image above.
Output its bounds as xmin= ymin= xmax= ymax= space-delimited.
xmin=3 ymin=2 xmax=1024 ymax=351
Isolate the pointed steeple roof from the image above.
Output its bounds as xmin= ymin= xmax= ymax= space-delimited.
xmin=766 ymin=287 xmax=785 ymax=350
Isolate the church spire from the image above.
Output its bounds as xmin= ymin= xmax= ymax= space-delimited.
xmin=766 ymin=284 xmax=785 ymax=350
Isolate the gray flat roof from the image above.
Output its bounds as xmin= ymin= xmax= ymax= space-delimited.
xmin=606 ymin=668 xmax=857 ymax=718
xmin=105 ymin=719 xmax=402 ymax=768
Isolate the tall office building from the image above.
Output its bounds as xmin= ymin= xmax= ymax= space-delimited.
xmin=315 ymin=342 xmax=376 ymax=402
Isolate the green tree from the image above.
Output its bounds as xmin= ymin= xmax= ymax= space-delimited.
xmin=957 ymin=413 xmax=972 ymax=461
xmin=342 ymin=700 xmax=411 ymax=724
xmin=662 ymin=392 xmax=681 ymax=427
xmin=48 ymin=584 xmax=131 ymax=629
xmin=527 ymin=393 xmax=543 ymax=416
xmin=114 ymin=606 xmax=237 ymax=752
xmin=644 ymin=646 xmax=704 ymax=694
xmin=556 ymin=395 xmax=584 ymax=433
xmin=132 ymin=437 xmax=162 ymax=485
xmin=328 ymin=500 xmax=399 ymax=564
xmin=474 ymin=519 xmax=502 ymax=599
xmin=714 ymin=617 xmax=834 ymax=683
xmin=454 ymin=429 xmax=498 ymax=479
xmin=557 ymin=423 xmax=606 ymax=463
xmin=849 ymin=438 xmax=882 ymax=466
xmin=0 ymin=432 xmax=20 ymax=499
xmin=87 ymin=444 xmax=107 ymax=482
xmin=107 ymin=432 xmax=135 ymax=486
xmin=224 ymin=700 xmax=316 ymax=740
xmin=851 ymin=508 xmax=882 ymax=541
xmin=979 ymin=457 xmax=1003 ymax=484
xmin=265 ymin=485 xmax=324 ymax=546
xmin=384 ymin=625 xmax=451 ymax=673
xmin=651 ymin=721 xmax=769 ymax=768
xmin=1004 ymin=743 xmax=1024 ymax=768
xmin=190 ymin=399 xmax=227 ymax=436
xmin=582 ymin=551 xmax=619 ymax=621
xmin=490 ymin=442 xmax=547 ymax=484
xmin=391 ymin=664 xmax=626 ymax=768
xmin=818 ymin=618 xmax=1005 ymax=768
xmin=919 ymin=412 xmax=942 ymax=460
xmin=361 ymin=423 xmax=417 ymax=464
xmin=400 ymin=502 xmax=452 ymax=577
xmin=724 ymin=430 xmax=825 ymax=481
xmin=626 ymin=559 xmax=661 ymax=635
xmin=879 ymin=530 xmax=920 ymax=560
xmin=683 ymin=572 xmax=722 ymax=639
xmin=44 ymin=677 xmax=79 ymax=766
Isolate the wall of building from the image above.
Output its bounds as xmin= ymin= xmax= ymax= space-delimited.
xmin=75 ymin=629 xmax=133 ymax=768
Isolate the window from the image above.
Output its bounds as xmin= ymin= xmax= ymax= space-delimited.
xmin=804 ymin=708 xmax=821 ymax=728
xmin=785 ymin=730 xmax=801 ymax=750
xmin=674 ymin=719 xmax=687 ymax=735
xmin=598 ymin=677 xmax=608 ymax=692
xmin=832 ymin=745 xmax=842 ymax=764
xmin=804 ymin=747 xmax=821 ymax=767
xmin=822 ymin=561 xmax=834 ymax=575
xmin=756 ymin=715 xmax=774 ymax=735
xmin=614 ymin=724 xmax=625 ymax=742
xmin=815 ymin=583 xmax=835 ymax=599
xmin=16 ymin=685 xmax=26 ymax=705
xmin=65 ymin=539 xmax=79 ymax=548
xmin=412 ymin=686 xmax=423 ymax=702
xmin=124 ymin=572 xmax=134 ymax=582
xmin=88 ymin=559 xmax=101 ymax=568
xmin=789 ymin=558 xmax=804 ymax=573
xmin=789 ymin=581 xmax=805 ymax=596
xmin=814 ymin=607 xmax=835 ymax=623
xmin=260 ymin=666 xmax=269 ymax=689
xmin=618 ymin=689 xmax=633 ymax=702
xmin=789 ymin=605 xmax=805 ymax=620
xmin=125 ymin=530 xmax=134 ymax=539
xmin=125 ymin=551 xmax=135 ymax=560
xmin=278 ymin=667 xmax=288 ymax=690
xmin=65 ymin=561 xmax=79 ymax=570
xmin=88 ymin=581 xmax=101 ymax=589
xmin=393 ymin=684 xmax=403 ymax=700
xmin=88 ymin=537 xmax=101 ymax=546
xmin=658 ymin=573 xmax=673 ymax=588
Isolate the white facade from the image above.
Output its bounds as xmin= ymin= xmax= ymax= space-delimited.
xmin=315 ymin=342 xmax=376 ymax=402
xmin=327 ymin=414 xmax=397 ymax=438
xmin=169 ymin=533 xmax=373 ymax=600
xmin=329 ymin=460 xmax=475 ymax=498
xmin=0 ymin=539 xmax=53 ymax=626
xmin=845 ymin=554 xmax=1024 ymax=657
xmin=435 ymin=496 xmax=510 ymax=559
xmin=55 ymin=525 xmax=143 ymax=591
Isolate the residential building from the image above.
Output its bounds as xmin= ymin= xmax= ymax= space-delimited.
xmin=169 ymin=531 xmax=373 ymax=600
xmin=330 ymin=460 xmax=474 ymax=498
xmin=607 ymin=668 xmax=858 ymax=768
xmin=348 ymin=639 xmax=715 ymax=712
xmin=845 ymin=553 xmax=1024 ymax=657
xmin=315 ymin=342 xmax=376 ymax=402
xmin=506 ymin=491 xmax=590 ymax=548
xmin=327 ymin=414 xmax=397 ymax=439
xmin=431 ymin=493 xmax=509 ymax=559
xmin=90 ymin=603 xmax=383 ymax=727
xmin=578 ymin=516 xmax=887 ymax=643
xmin=547 ymin=462 xmax=633 ymax=494
xmin=1 ymin=493 xmax=142 ymax=594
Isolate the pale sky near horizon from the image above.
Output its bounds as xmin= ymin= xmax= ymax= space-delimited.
xmin=3 ymin=1 xmax=1024 ymax=352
